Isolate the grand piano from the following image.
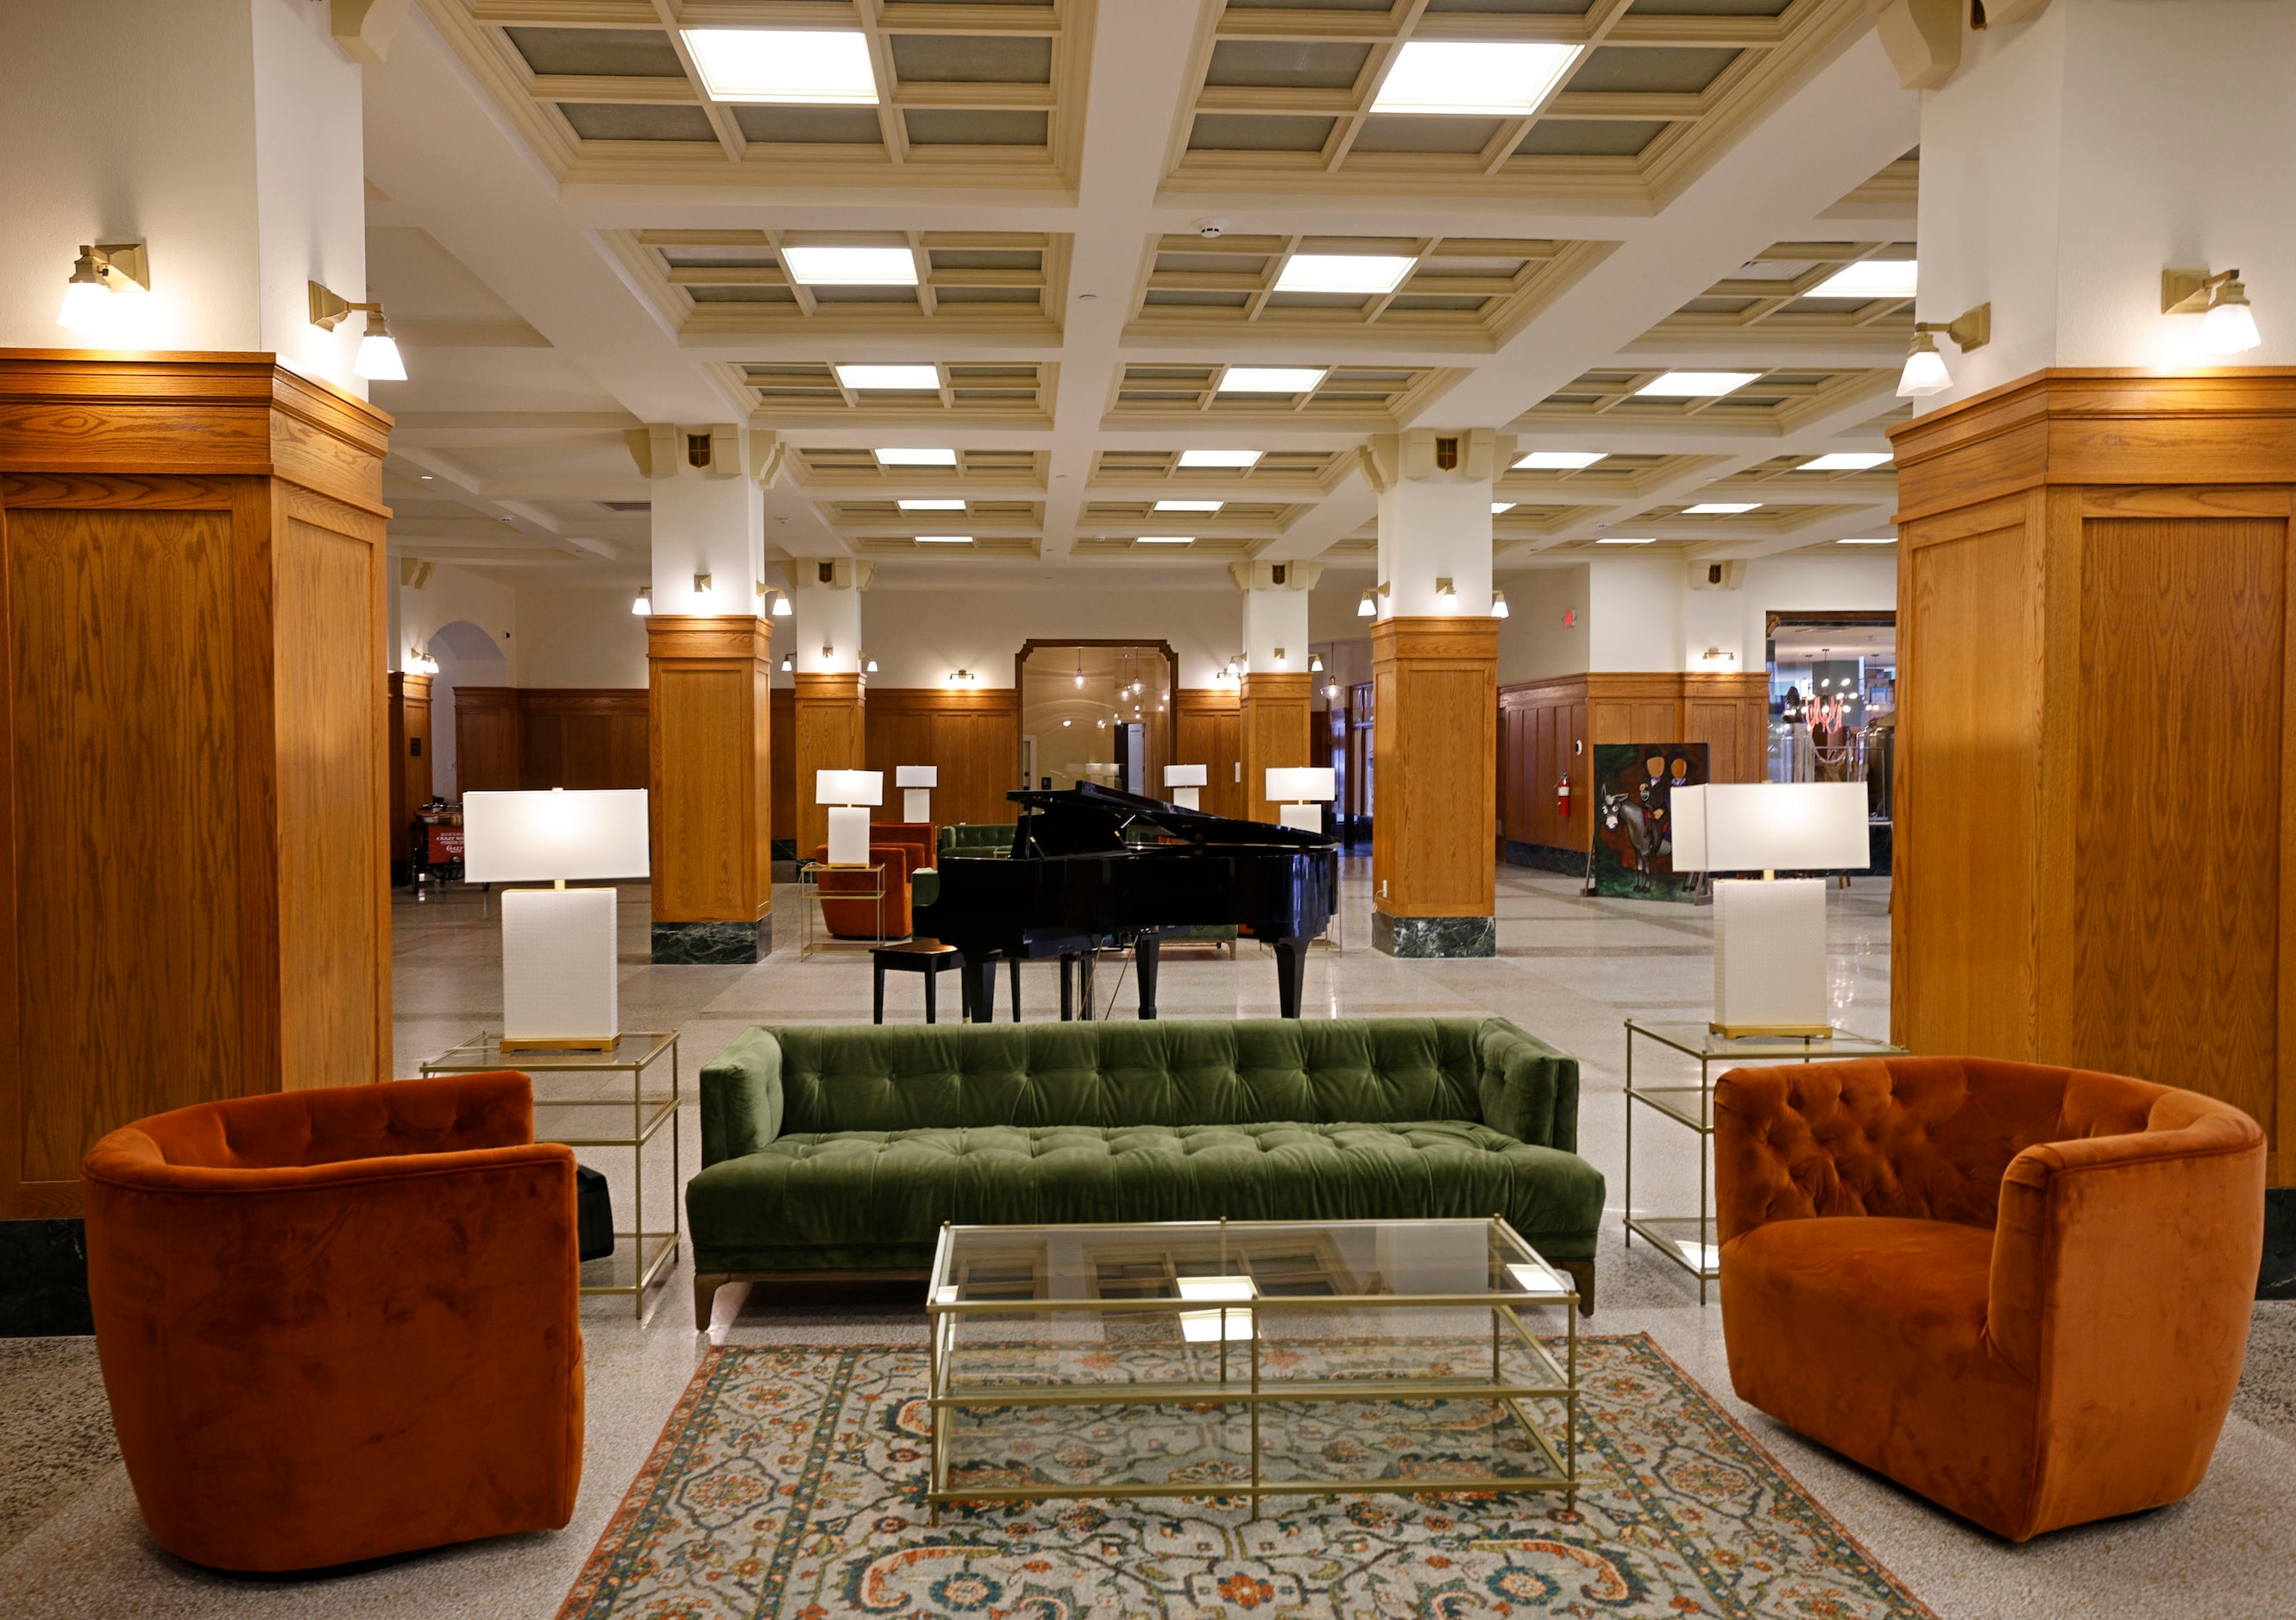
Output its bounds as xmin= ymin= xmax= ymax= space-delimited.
xmin=914 ymin=782 xmax=1338 ymax=1020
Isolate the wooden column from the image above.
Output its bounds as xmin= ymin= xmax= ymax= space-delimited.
xmin=646 ymin=617 xmax=772 ymax=964
xmin=1173 ymin=688 xmax=1242 ymax=819
xmin=0 ymin=352 xmax=393 ymax=1219
xmin=387 ymin=672 xmax=432 ymax=883
xmin=1239 ymin=671 xmax=1312 ymax=824
xmin=792 ymin=673 xmax=865 ymax=859
xmin=1890 ymin=368 xmax=2296 ymax=1184
xmin=1370 ymin=616 xmax=1498 ymax=957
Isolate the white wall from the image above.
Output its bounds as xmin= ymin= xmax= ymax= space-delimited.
xmin=1917 ymin=0 xmax=2296 ymax=407
xmin=249 ymin=0 xmax=368 ymax=386
xmin=858 ymin=583 xmax=1247 ymax=689
xmin=1588 ymin=559 xmax=1687 ymax=673
xmin=1495 ymin=565 xmax=1590 ymax=685
xmin=517 ymin=586 xmax=650 ymax=688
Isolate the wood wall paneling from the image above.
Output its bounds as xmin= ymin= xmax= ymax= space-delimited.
xmin=516 ymin=689 xmax=647 ymax=790
xmin=771 ymin=687 xmax=795 ymax=849
xmin=863 ymin=688 xmax=1021 ymax=831
xmin=1174 ymin=688 xmax=1243 ymax=819
xmin=1371 ymin=618 xmax=1497 ymax=919
xmin=1890 ymin=367 xmax=2296 ymax=1184
xmin=0 ymin=355 xmax=393 ymax=1217
xmin=452 ymin=686 xmax=520 ymax=794
xmin=1239 ymin=671 xmax=1312 ymax=825
xmin=387 ymin=673 xmax=432 ymax=870
xmin=646 ymin=618 xmax=771 ymax=926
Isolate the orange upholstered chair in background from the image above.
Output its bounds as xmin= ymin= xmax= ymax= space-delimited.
xmin=1714 ymin=1056 xmax=2263 ymax=1542
xmin=815 ymin=819 xmax=934 ymax=939
xmin=81 ymin=1071 xmax=584 ymax=1573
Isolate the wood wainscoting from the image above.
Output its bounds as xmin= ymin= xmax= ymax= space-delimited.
xmin=1499 ymin=671 xmax=1768 ymax=858
xmin=1890 ymin=367 xmax=2296 ymax=1185
xmin=0 ymin=353 xmax=393 ymax=1218
xmin=864 ymin=688 xmax=1021 ymax=830
xmin=1239 ymin=671 xmax=1312 ymax=825
xmin=1175 ymin=687 xmax=1244 ymax=820
xmin=791 ymin=672 xmax=865 ymax=860
xmin=388 ymin=673 xmax=433 ymax=876
xmin=450 ymin=687 xmax=648 ymax=795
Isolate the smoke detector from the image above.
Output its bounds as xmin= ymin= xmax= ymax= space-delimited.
xmin=1192 ymin=217 xmax=1229 ymax=239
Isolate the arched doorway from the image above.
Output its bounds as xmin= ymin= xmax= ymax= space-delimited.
xmin=425 ymin=618 xmax=506 ymax=801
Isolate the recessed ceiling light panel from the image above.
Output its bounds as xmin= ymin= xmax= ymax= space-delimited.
xmin=1797 ymin=452 xmax=1892 ymax=471
xmin=1491 ymin=502 xmax=1514 ymax=514
xmin=838 ymin=364 xmax=940 ymax=391
xmin=1154 ymin=499 xmax=1223 ymax=512
xmin=1516 ymin=451 xmax=1607 ymax=470
xmin=1370 ymin=41 xmax=1584 ymax=116
xmin=1807 ymin=260 xmax=1918 ymax=299
xmin=1837 ymin=537 xmax=1898 ymax=545
xmin=899 ymin=499 xmax=965 ymax=511
xmin=1135 ymin=536 xmax=1195 ymax=544
xmin=1217 ymin=367 xmax=1326 ymax=394
xmin=1686 ymin=502 xmax=1759 ymax=515
xmin=1638 ymin=372 xmax=1759 ymax=398
xmin=915 ymin=535 xmax=974 ymax=544
xmin=1274 ymin=254 xmax=1415 ymax=296
xmin=783 ymin=246 xmax=917 ymax=286
xmin=681 ymin=29 xmax=879 ymax=104
xmin=877 ymin=447 xmax=957 ymax=466
xmin=1595 ymin=537 xmax=1655 ymax=545
xmin=1179 ymin=449 xmax=1261 ymax=468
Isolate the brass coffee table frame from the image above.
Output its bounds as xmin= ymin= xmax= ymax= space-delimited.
xmin=923 ymin=1216 xmax=1577 ymax=1515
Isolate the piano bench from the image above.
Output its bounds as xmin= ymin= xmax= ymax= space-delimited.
xmin=871 ymin=940 xmax=966 ymax=1024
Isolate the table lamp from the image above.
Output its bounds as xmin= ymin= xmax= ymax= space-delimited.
xmin=1266 ymin=767 xmax=1337 ymax=834
xmin=896 ymin=764 xmax=937 ymax=824
xmin=1670 ymin=782 xmax=1871 ymax=1038
xmin=462 ymin=788 xmax=650 ymax=1051
xmin=817 ymin=769 xmax=884 ymax=865
xmin=1164 ymin=763 xmax=1207 ymax=810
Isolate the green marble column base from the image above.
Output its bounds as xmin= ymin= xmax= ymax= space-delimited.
xmin=1371 ymin=911 xmax=1496 ymax=958
xmin=652 ymin=915 xmax=772 ymax=965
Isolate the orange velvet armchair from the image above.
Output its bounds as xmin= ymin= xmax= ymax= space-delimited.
xmin=815 ymin=819 xmax=934 ymax=939
xmin=80 ymin=1071 xmax=585 ymax=1573
xmin=1714 ymin=1056 xmax=2263 ymax=1542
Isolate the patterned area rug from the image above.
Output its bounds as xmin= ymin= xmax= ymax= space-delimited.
xmin=560 ymin=1334 xmax=1933 ymax=1618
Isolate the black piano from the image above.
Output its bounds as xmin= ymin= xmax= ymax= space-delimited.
xmin=914 ymin=782 xmax=1338 ymax=1020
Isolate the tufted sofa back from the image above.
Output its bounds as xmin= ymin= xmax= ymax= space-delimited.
xmin=767 ymin=1017 xmax=1513 ymax=1137
xmin=1712 ymin=1054 xmax=2237 ymax=1238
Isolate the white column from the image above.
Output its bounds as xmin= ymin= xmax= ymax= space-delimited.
xmin=1915 ymin=0 xmax=2296 ymax=408
xmin=639 ymin=424 xmax=765 ymax=616
xmin=1237 ymin=565 xmax=1313 ymax=674
xmin=785 ymin=558 xmax=871 ymax=675
xmin=0 ymin=0 xmax=378 ymax=393
xmin=1368 ymin=430 xmax=1498 ymax=617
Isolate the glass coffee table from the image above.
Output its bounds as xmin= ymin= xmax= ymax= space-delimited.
xmin=924 ymin=1216 xmax=1578 ymax=1516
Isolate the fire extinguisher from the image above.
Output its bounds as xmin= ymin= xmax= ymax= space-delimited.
xmin=1556 ymin=774 xmax=1572 ymax=819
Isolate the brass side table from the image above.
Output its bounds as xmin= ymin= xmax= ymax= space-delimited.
xmin=799 ymin=859 xmax=888 ymax=958
xmin=1623 ymin=1020 xmax=1907 ymax=1304
xmin=421 ymin=1031 xmax=680 ymax=1319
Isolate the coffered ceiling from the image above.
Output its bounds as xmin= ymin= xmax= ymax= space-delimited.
xmin=368 ymin=0 xmax=1922 ymax=581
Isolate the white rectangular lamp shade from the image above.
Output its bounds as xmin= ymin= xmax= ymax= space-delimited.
xmin=500 ymin=888 xmax=618 ymax=1045
xmin=815 ymin=769 xmax=884 ymax=807
xmin=1670 ymin=783 xmax=1867 ymax=1037
xmin=462 ymin=789 xmax=650 ymax=882
xmin=816 ymin=770 xmax=884 ymax=865
xmin=1670 ymin=782 xmax=1871 ymax=874
xmin=1165 ymin=763 xmax=1207 ymax=810
xmin=1267 ymin=767 xmax=1336 ymax=802
xmin=896 ymin=765 xmax=936 ymax=824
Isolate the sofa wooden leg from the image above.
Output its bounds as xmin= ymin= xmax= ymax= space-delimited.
xmin=1558 ymin=1260 xmax=1595 ymax=1316
xmin=695 ymin=1272 xmax=733 ymax=1330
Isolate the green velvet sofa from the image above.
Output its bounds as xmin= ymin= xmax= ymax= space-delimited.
xmin=688 ymin=1016 xmax=1602 ymax=1325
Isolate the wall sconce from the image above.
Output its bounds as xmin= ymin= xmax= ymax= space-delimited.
xmin=1435 ymin=576 xmax=1457 ymax=610
xmin=1897 ymin=302 xmax=1991 ymax=397
xmin=755 ymin=583 xmax=793 ymax=617
xmin=821 ymin=642 xmax=834 ymax=661
xmin=2163 ymin=267 xmax=2261 ymax=354
xmin=631 ymin=586 xmax=651 ymax=617
xmin=865 ymin=658 xmax=878 ymax=674
xmin=1356 ymin=588 xmax=1376 ymax=618
xmin=1273 ymin=647 xmax=1287 ymax=668
xmin=779 ymin=653 xmax=794 ymax=672
xmin=405 ymin=647 xmax=439 ymax=675
xmin=57 ymin=242 xmax=150 ymax=332
xmin=1491 ymin=588 xmax=1510 ymax=619
xmin=1701 ymin=646 xmax=1737 ymax=665
xmin=308 ymin=279 xmax=406 ymax=380
xmin=693 ymin=570 xmax=714 ymax=596
xmin=1309 ymin=652 xmax=1324 ymax=673
xmin=947 ymin=669 xmax=977 ymax=685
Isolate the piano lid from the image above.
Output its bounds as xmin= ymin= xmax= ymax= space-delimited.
xmin=1007 ymin=781 xmax=1333 ymax=856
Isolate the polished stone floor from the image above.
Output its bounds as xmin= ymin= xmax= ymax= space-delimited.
xmin=3 ymin=860 xmax=2290 ymax=1617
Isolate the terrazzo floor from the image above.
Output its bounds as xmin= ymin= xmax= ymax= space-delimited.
xmin=3 ymin=859 xmax=2289 ymax=1617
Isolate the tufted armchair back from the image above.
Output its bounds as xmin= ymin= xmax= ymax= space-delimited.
xmin=1713 ymin=1055 xmax=2201 ymax=1238
xmin=701 ymin=1016 xmax=1579 ymax=1161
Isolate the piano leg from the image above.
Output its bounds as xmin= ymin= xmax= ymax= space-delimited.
xmin=1135 ymin=936 xmax=1161 ymax=1020
xmin=964 ymin=956 xmax=997 ymax=1024
xmin=1274 ymin=936 xmax=1310 ymax=1019
xmin=1007 ymin=955 xmax=1022 ymax=1023
xmin=1060 ymin=954 xmax=1074 ymax=1021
